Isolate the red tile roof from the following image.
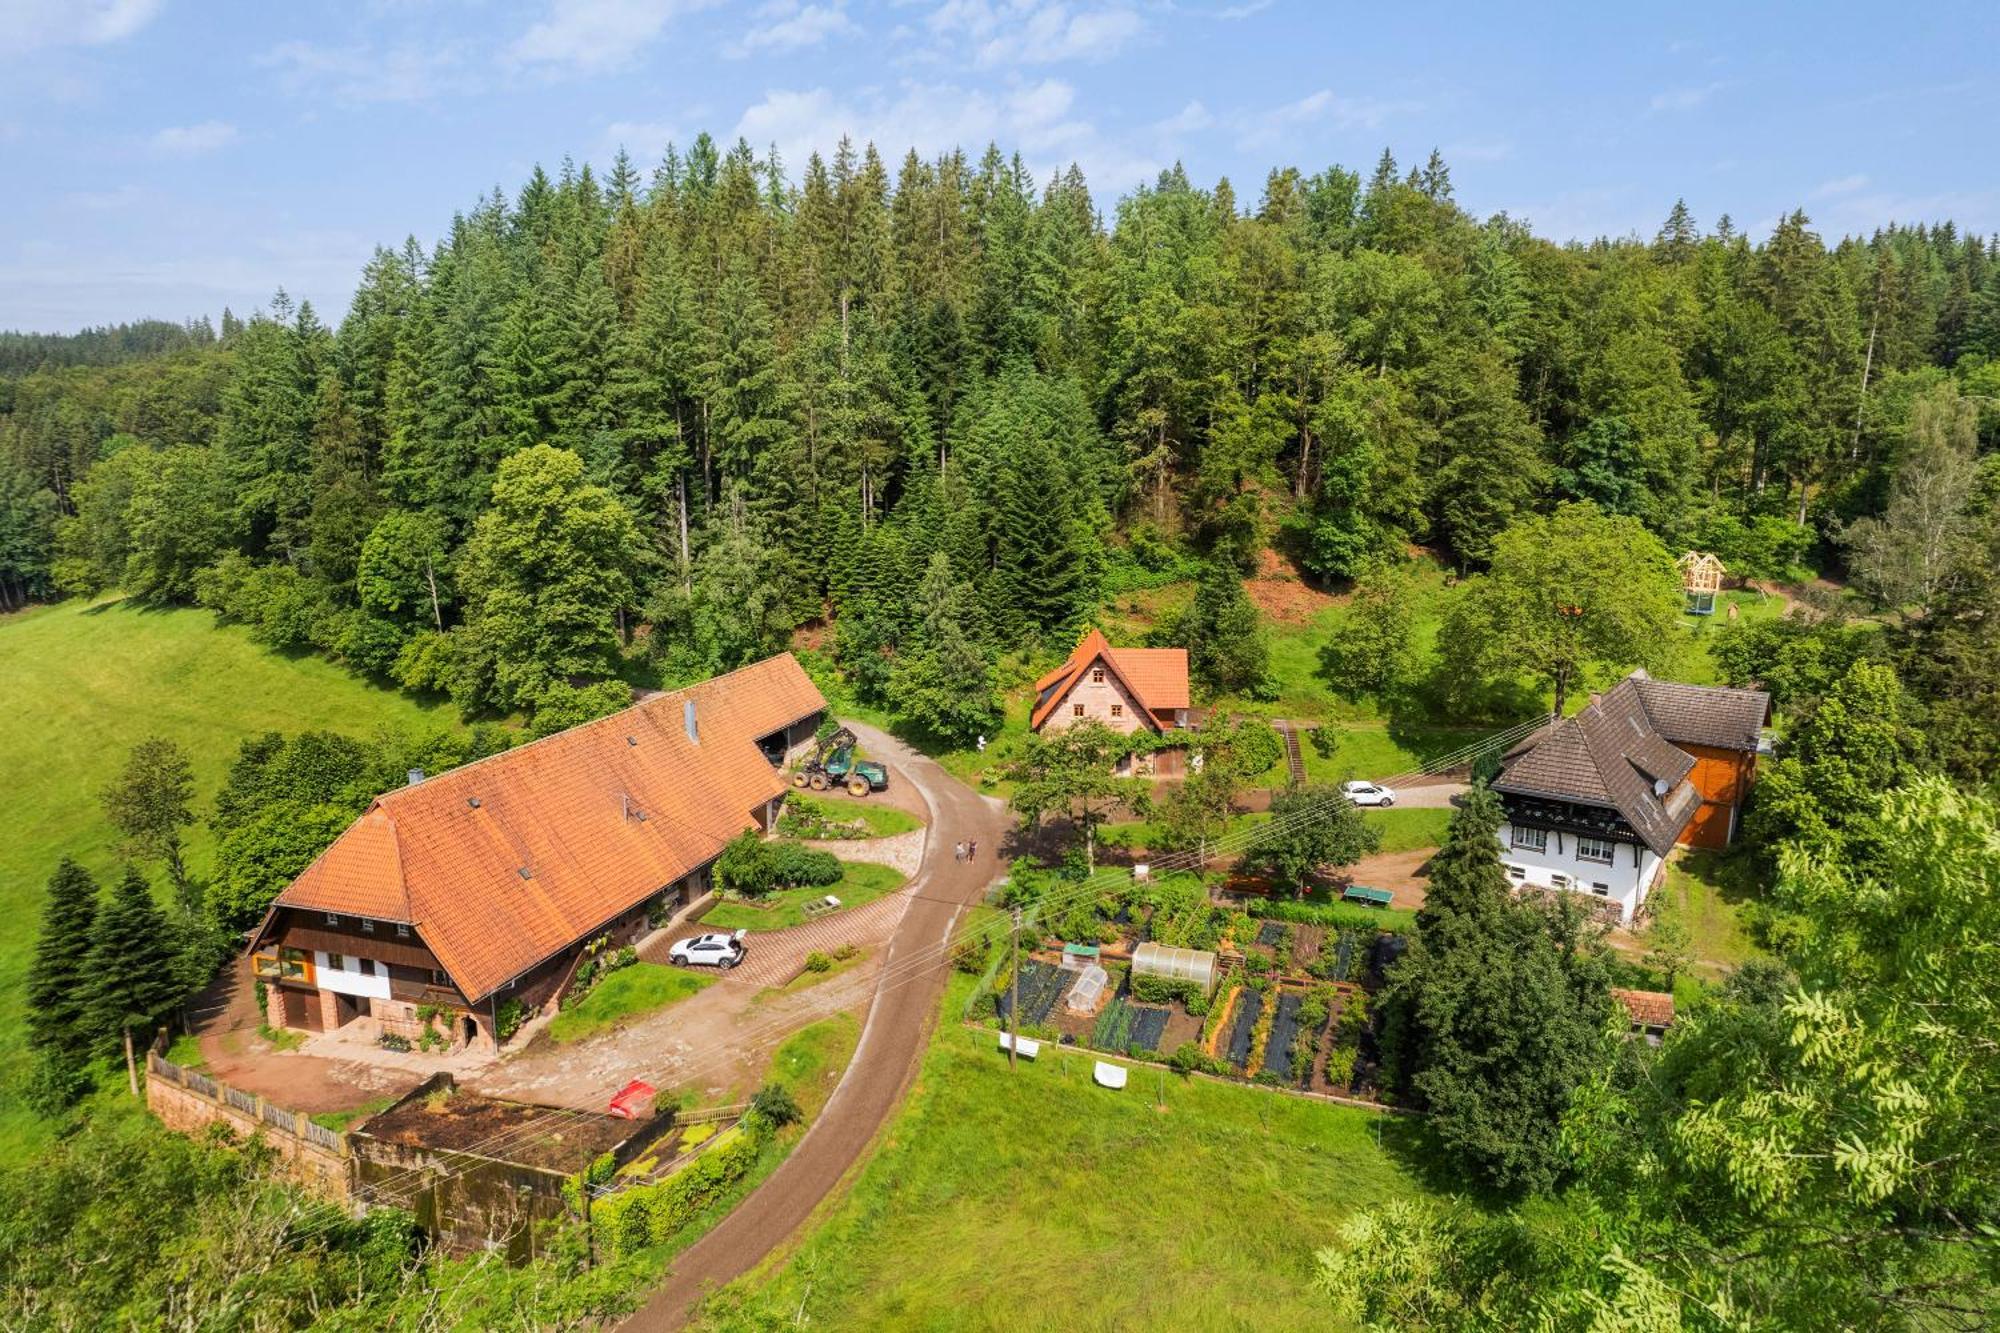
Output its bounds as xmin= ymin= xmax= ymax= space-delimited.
xmin=270 ymin=655 xmax=824 ymax=1002
xmin=1031 ymin=628 xmax=1190 ymax=730
xmin=1611 ymin=987 xmax=1676 ymax=1029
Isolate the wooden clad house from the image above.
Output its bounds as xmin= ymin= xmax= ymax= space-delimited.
xmin=1492 ymin=670 xmax=1768 ymax=923
xmin=249 ymin=655 xmax=826 ymax=1051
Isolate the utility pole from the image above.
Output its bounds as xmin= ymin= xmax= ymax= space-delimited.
xmin=1009 ymin=905 xmax=1022 ymax=1072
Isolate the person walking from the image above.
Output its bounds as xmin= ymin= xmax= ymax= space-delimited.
xmin=954 ymin=840 xmax=966 ymax=861
xmin=968 ymin=839 xmax=978 ymax=860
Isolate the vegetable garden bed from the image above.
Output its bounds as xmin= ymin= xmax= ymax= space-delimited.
xmin=995 ymin=959 xmax=1069 ymax=1027
xmin=1260 ymin=991 xmax=1305 ymax=1082
xmin=1225 ymin=989 xmax=1263 ymax=1071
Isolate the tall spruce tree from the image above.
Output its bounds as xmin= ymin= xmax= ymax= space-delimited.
xmin=25 ymin=858 xmax=99 ymax=1058
xmin=85 ymin=867 xmax=180 ymax=1088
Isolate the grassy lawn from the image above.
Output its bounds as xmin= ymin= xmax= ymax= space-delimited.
xmin=546 ymin=963 xmax=714 ymax=1044
xmin=161 ymin=1033 xmax=206 ymax=1070
xmin=695 ymin=979 xmax=1439 ymax=1329
xmin=1654 ymin=849 xmax=1763 ymax=974
xmin=700 ymin=862 xmax=906 ymax=933
xmin=1362 ymin=806 xmax=1452 ymax=855
xmin=0 ymin=597 xmax=460 ymax=1160
xmin=756 ymin=947 xmax=869 ymax=1001
xmin=780 ymin=794 xmax=923 ymax=839
xmin=309 ymin=1095 xmax=397 ymax=1134
xmin=1674 ymin=588 xmax=1787 ymax=686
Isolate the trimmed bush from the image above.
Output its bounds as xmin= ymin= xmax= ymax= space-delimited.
xmin=768 ymin=843 xmax=842 ymax=888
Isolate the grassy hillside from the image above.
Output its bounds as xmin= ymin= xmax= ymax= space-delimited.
xmin=0 ymin=597 xmax=458 ymax=1158
xmin=694 ymin=981 xmax=1441 ymax=1329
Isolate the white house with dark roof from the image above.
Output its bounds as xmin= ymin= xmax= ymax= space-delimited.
xmin=1492 ymin=670 xmax=1769 ymax=923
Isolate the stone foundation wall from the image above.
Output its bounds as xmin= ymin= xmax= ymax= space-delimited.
xmin=145 ymin=1054 xmax=350 ymax=1200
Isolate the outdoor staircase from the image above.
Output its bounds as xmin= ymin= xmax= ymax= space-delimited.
xmin=1279 ymin=724 xmax=1307 ymax=788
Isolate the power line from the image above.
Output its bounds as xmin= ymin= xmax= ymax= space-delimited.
xmin=332 ymin=718 xmax=1536 ymax=1219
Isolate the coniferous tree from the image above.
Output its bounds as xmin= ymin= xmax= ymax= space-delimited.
xmin=84 ymin=867 xmax=180 ymax=1086
xmin=888 ymin=553 xmax=999 ymax=745
xmin=25 ymin=858 xmax=99 ymax=1058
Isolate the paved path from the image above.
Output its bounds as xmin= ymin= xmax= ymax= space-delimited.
xmin=624 ymin=722 xmax=1010 ymax=1330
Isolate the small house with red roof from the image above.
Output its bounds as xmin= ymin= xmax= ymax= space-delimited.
xmin=1032 ymin=629 xmax=1191 ymax=772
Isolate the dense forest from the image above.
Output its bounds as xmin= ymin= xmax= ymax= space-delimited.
xmin=4 ymin=135 xmax=1998 ymax=736
xmin=3 ymin=134 xmax=1999 ymax=1330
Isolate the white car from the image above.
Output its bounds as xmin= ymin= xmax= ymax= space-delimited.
xmin=668 ymin=930 xmax=746 ymax=970
xmin=1341 ymin=780 xmax=1396 ymax=808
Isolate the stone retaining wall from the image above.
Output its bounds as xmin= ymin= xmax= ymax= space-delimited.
xmin=145 ymin=1052 xmax=351 ymax=1199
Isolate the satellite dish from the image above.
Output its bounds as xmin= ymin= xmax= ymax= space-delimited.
xmin=1653 ymin=778 xmax=1669 ymax=797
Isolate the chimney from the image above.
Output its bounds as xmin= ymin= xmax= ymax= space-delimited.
xmin=684 ymin=698 xmax=699 ymax=744
xmin=407 ymin=767 xmax=425 ymax=786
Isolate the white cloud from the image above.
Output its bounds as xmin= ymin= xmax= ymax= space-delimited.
xmin=260 ymin=39 xmax=471 ymax=104
xmin=725 ymin=0 xmax=855 ymax=57
xmin=506 ymin=0 xmax=709 ymax=71
xmin=1234 ymin=87 xmax=1421 ymax=150
xmin=1155 ymin=100 xmax=1212 ymax=135
xmin=923 ymin=1 xmax=1144 ymax=67
xmin=1649 ymin=81 xmax=1726 ymax=113
xmin=150 ymin=120 xmax=238 ymax=154
xmin=1811 ymin=173 xmax=1869 ymax=199
xmin=0 ymin=0 xmax=159 ymax=56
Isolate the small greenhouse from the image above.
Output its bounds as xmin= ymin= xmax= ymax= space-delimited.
xmin=1064 ymin=964 xmax=1109 ymax=1014
xmin=1131 ymin=943 xmax=1219 ymax=995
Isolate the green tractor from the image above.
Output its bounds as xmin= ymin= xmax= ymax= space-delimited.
xmin=793 ymin=726 xmax=890 ymax=797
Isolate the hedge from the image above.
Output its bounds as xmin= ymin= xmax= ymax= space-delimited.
xmin=1256 ymin=897 xmax=1417 ymax=933
xmin=590 ymin=1125 xmax=762 ymax=1260
xmin=768 ymin=843 xmax=843 ymax=888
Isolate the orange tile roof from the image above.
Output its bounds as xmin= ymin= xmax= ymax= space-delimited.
xmin=273 ymin=655 xmax=824 ymax=1002
xmin=1030 ymin=628 xmax=1190 ymax=730
xmin=1611 ymin=987 xmax=1676 ymax=1029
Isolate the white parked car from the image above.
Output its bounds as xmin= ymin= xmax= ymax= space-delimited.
xmin=1341 ymin=780 xmax=1396 ymax=807
xmin=668 ymin=930 xmax=746 ymax=970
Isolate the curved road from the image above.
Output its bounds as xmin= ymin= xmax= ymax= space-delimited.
xmin=624 ymin=721 xmax=1009 ymax=1330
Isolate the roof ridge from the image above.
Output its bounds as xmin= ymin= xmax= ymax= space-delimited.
xmin=378 ymin=655 xmax=806 ymax=806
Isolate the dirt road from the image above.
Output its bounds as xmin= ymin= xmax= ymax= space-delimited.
xmin=623 ymin=721 xmax=1011 ymax=1330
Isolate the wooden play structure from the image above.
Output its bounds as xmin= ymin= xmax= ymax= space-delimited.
xmin=1676 ymin=551 xmax=1726 ymax=615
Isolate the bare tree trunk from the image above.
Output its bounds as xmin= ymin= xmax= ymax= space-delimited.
xmin=676 ymin=471 xmax=691 ymax=589
xmin=1851 ymin=306 xmax=1878 ymax=461
xmin=423 ymin=557 xmax=443 ymax=630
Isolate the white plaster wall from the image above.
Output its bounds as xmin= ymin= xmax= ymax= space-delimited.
xmin=1495 ymin=823 xmax=1649 ymax=923
xmin=312 ymin=950 xmax=391 ymax=1000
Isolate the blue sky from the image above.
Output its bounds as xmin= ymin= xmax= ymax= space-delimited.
xmin=2 ymin=0 xmax=1996 ymax=332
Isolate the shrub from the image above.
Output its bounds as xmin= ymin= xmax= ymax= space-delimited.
xmin=1324 ymin=1045 xmax=1358 ymax=1089
xmin=767 ymin=843 xmax=842 ymax=888
xmin=951 ymin=935 xmax=988 ymax=974
xmin=494 ymin=998 xmax=527 ymax=1043
xmin=715 ymin=830 xmax=776 ymax=898
xmin=377 ymin=1032 xmax=411 ymax=1052
xmin=748 ymin=1083 xmax=801 ymax=1132
xmin=832 ymin=942 xmax=858 ymax=962
xmin=803 ymin=951 xmax=832 ymax=974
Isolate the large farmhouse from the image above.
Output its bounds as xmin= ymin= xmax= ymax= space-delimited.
xmin=1492 ymin=670 xmax=1768 ymax=923
xmin=249 ymin=655 xmax=826 ymax=1051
